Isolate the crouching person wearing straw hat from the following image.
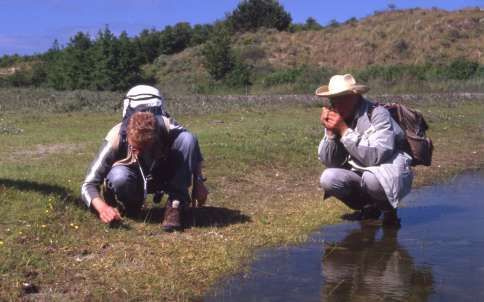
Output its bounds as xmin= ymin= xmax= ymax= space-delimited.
xmin=316 ymin=74 xmax=413 ymax=226
xmin=81 ymin=85 xmax=208 ymax=232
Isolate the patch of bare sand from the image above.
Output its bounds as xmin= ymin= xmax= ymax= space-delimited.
xmin=4 ymin=143 xmax=87 ymax=163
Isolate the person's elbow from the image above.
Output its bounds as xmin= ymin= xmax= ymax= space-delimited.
xmin=319 ymin=154 xmax=345 ymax=168
xmin=318 ymin=151 xmax=332 ymax=166
xmin=367 ymin=147 xmax=394 ymax=166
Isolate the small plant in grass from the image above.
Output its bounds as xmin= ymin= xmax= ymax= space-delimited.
xmin=0 ymin=114 xmax=23 ymax=135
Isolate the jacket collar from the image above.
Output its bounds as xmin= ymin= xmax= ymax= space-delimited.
xmin=348 ymin=96 xmax=369 ymax=128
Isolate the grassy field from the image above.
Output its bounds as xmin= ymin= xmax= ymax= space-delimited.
xmin=0 ymin=96 xmax=483 ymax=300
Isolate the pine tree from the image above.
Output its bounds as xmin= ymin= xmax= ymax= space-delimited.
xmin=135 ymin=28 xmax=162 ymax=64
xmin=190 ymin=24 xmax=213 ymax=46
xmin=63 ymin=32 xmax=93 ymax=89
xmin=116 ymin=31 xmax=143 ymax=90
xmin=45 ymin=39 xmax=68 ymax=90
xmin=90 ymin=26 xmax=118 ymax=90
xmin=160 ymin=23 xmax=193 ymax=55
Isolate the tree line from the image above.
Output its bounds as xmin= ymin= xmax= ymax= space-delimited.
xmin=1 ymin=0 xmax=316 ymax=91
xmin=2 ymin=0 xmax=481 ymax=92
xmin=1 ymin=23 xmax=215 ymax=91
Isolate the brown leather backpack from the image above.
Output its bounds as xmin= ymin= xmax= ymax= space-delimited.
xmin=369 ymin=103 xmax=433 ymax=166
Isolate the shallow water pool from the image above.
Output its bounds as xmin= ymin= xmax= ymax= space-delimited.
xmin=205 ymin=171 xmax=484 ymax=302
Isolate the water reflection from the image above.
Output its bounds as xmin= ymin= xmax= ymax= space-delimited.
xmin=206 ymin=171 xmax=484 ymax=302
xmin=322 ymin=223 xmax=433 ymax=301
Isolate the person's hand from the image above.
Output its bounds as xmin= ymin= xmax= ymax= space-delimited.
xmin=321 ymin=107 xmax=348 ymax=136
xmin=192 ymin=179 xmax=208 ymax=207
xmin=99 ymin=205 xmax=122 ymax=224
xmin=91 ymin=197 xmax=122 ymax=224
xmin=321 ymin=107 xmax=334 ymax=137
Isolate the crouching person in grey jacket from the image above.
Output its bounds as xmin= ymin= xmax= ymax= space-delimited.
xmin=316 ymin=74 xmax=413 ymax=226
xmin=81 ymin=85 xmax=208 ymax=232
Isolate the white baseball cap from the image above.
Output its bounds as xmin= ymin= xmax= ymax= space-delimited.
xmin=122 ymin=85 xmax=164 ymax=117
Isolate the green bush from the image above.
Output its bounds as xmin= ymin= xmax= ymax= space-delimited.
xmin=227 ymin=0 xmax=292 ymax=32
xmin=444 ymin=58 xmax=479 ymax=80
xmin=225 ymin=61 xmax=252 ymax=87
xmin=160 ymin=22 xmax=193 ymax=55
xmin=476 ymin=66 xmax=484 ymax=78
xmin=262 ymin=66 xmax=333 ymax=92
xmin=295 ymin=67 xmax=334 ymax=90
xmin=356 ymin=59 xmax=482 ymax=84
xmin=5 ymin=69 xmax=31 ymax=87
xmin=356 ymin=64 xmax=424 ymax=83
xmin=0 ymin=54 xmax=36 ymax=68
xmin=202 ymin=30 xmax=235 ymax=81
xmin=263 ymin=68 xmax=303 ymax=86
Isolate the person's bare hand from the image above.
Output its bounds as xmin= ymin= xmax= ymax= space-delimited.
xmin=92 ymin=197 xmax=122 ymax=224
xmin=99 ymin=205 xmax=122 ymax=224
xmin=321 ymin=107 xmax=335 ymax=137
xmin=192 ymin=180 xmax=208 ymax=207
xmin=321 ymin=108 xmax=348 ymax=135
xmin=320 ymin=107 xmax=330 ymax=126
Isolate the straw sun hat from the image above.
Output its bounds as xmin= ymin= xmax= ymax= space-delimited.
xmin=315 ymin=74 xmax=369 ymax=98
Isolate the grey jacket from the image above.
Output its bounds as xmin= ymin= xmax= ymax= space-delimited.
xmin=318 ymin=97 xmax=413 ymax=207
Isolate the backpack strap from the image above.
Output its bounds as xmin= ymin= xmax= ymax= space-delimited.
xmin=366 ymin=101 xmax=379 ymax=122
xmin=118 ymin=105 xmax=135 ymax=159
xmin=154 ymin=115 xmax=171 ymax=157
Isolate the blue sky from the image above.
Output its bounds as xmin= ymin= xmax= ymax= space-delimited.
xmin=0 ymin=0 xmax=482 ymax=56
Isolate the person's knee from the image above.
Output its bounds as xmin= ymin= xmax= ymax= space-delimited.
xmin=106 ymin=166 xmax=132 ymax=190
xmin=361 ymin=172 xmax=386 ymax=201
xmin=320 ymin=169 xmax=363 ymax=209
xmin=320 ymin=168 xmax=341 ymax=191
xmin=175 ymin=131 xmax=197 ymax=151
xmin=106 ymin=166 xmax=143 ymax=206
xmin=172 ymin=131 xmax=201 ymax=171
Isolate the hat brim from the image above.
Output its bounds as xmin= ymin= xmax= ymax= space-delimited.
xmin=315 ymin=85 xmax=369 ymax=98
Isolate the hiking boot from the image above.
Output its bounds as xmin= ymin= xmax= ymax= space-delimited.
xmin=153 ymin=191 xmax=164 ymax=204
xmin=341 ymin=210 xmax=364 ymax=221
xmin=162 ymin=200 xmax=183 ymax=232
xmin=342 ymin=206 xmax=381 ymax=221
xmin=382 ymin=209 xmax=401 ymax=227
xmin=361 ymin=206 xmax=381 ymax=220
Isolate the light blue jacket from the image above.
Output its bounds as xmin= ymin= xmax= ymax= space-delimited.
xmin=318 ymin=97 xmax=413 ymax=207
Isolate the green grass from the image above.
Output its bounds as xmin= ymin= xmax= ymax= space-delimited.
xmin=0 ymin=98 xmax=483 ymax=300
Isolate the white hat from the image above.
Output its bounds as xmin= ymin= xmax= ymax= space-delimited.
xmin=122 ymin=85 xmax=164 ymax=117
xmin=315 ymin=74 xmax=369 ymax=98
